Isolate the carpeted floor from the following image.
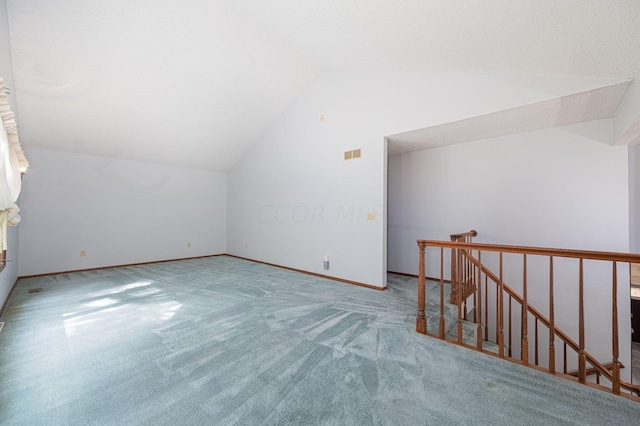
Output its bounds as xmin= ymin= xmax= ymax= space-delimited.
xmin=1 ymin=255 xmax=639 ymax=425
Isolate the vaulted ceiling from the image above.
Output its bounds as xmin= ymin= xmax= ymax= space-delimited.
xmin=6 ymin=0 xmax=640 ymax=171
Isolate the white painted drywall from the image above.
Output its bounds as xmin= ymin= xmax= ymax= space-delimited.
xmin=388 ymin=128 xmax=630 ymax=274
xmin=631 ymin=144 xmax=640 ymax=253
xmin=0 ymin=0 xmax=19 ymax=309
xmin=18 ymin=147 xmax=227 ymax=276
xmin=615 ymin=78 xmax=640 ymax=146
xmin=227 ymin=70 xmax=601 ymax=288
xmin=621 ymin=79 xmax=640 ymax=253
xmin=388 ymin=127 xmax=631 ymax=380
xmin=0 ymin=0 xmax=16 ymax=112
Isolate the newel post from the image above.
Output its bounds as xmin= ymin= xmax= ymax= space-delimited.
xmin=416 ymin=242 xmax=427 ymax=334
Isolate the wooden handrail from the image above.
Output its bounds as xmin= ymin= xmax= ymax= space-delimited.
xmin=418 ymin=240 xmax=640 ymax=263
xmin=416 ymin=238 xmax=640 ymax=399
xmin=463 ymin=250 xmax=640 ymax=395
xmin=463 ymin=252 xmax=640 ymax=393
xmin=568 ymin=362 xmax=624 ymax=378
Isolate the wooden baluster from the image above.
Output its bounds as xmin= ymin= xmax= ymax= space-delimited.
xmin=612 ymin=261 xmax=621 ymax=395
xmin=477 ymin=250 xmax=483 ymax=350
xmin=508 ymin=295 xmax=512 ymax=358
xmin=535 ymin=318 xmax=539 ymax=366
xmin=578 ymin=258 xmax=586 ymax=384
xmin=484 ymin=275 xmax=489 ymax=341
xmin=473 ymin=286 xmax=477 ymax=323
xmin=469 ymin=247 xmax=475 ymax=322
xmin=416 ymin=243 xmax=427 ymax=334
xmin=596 ymin=370 xmax=600 ymax=385
xmin=563 ymin=342 xmax=567 ymax=374
xmin=439 ymin=247 xmax=445 ymax=339
xmin=495 ymin=274 xmax=499 ymax=348
xmin=521 ymin=254 xmax=529 ymax=366
xmin=463 ymin=250 xmax=468 ymax=321
xmin=450 ymin=245 xmax=457 ymax=304
xmin=467 ymin=247 xmax=472 ymax=308
xmin=457 ymin=248 xmax=463 ymax=344
xmin=549 ymin=256 xmax=555 ymax=375
xmin=466 ymin=249 xmax=470 ymax=319
xmin=498 ymin=252 xmax=505 ymax=357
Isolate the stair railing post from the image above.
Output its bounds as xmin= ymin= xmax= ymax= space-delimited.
xmin=498 ymin=252 xmax=505 ymax=357
xmin=578 ymin=258 xmax=586 ymax=383
xmin=439 ymin=247 xmax=446 ymax=339
xmin=476 ymin=250 xmax=483 ymax=350
xmin=612 ymin=261 xmax=621 ymax=395
xmin=457 ymin=247 xmax=463 ymax=343
xmin=463 ymin=244 xmax=469 ymax=320
xmin=416 ymin=242 xmax=427 ymax=334
xmin=521 ymin=254 xmax=529 ymax=365
xmin=549 ymin=256 xmax=556 ymax=375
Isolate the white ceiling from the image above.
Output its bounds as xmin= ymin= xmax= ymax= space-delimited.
xmin=221 ymin=0 xmax=640 ymax=78
xmin=387 ymin=81 xmax=633 ymax=155
xmin=6 ymin=0 xmax=640 ymax=171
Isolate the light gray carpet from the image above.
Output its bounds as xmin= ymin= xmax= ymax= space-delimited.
xmin=1 ymin=255 xmax=639 ymax=425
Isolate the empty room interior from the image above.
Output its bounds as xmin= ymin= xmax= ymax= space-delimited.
xmin=2 ymin=1 xmax=640 ymax=424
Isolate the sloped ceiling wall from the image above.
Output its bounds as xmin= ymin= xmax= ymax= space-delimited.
xmin=7 ymin=0 xmax=320 ymax=171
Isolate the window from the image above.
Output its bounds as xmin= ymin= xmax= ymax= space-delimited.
xmin=0 ymin=77 xmax=28 ymax=274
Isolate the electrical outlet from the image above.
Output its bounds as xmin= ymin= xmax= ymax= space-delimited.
xmin=245 ymin=243 xmax=248 ymax=249
xmin=367 ymin=213 xmax=376 ymax=220
xmin=80 ymin=250 xmax=86 ymax=257
xmin=187 ymin=242 xmax=191 ymax=248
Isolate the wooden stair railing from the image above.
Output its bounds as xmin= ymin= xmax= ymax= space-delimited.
xmin=449 ymin=230 xmax=477 ymax=308
xmin=416 ymin=237 xmax=640 ymax=400
xmin=464 ymin=251 xmax=636 ymax=395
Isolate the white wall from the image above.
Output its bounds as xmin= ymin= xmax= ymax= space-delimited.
xmin=388 ymin=127 xmax=631 ymax=380
xmin=0 ymin=0 xmax=16 ymax=109
xmin=615 ymin=78 xmax=640 ymax=146
xmin=618 ymin=78 xmax=640 ymax=253
xmin=18 ymin=147 xmax=226 ymax=276
xmin=0 ymin=0 xmax=19 ymax=309
xmin=631 ymin=144 xmax=640 ymax=253
xmin=389 ymin=128 xmax=630 ymax=274
xmin=227 ymin=70 xmax=570 ymax=287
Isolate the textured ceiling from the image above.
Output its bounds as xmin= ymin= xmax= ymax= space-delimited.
xmin=6 ymin=0 xmax=640 ymax=170
xmin=387 ymin=82 xmax=632 ymax=155
xmin=222 ymin=0 xmax=640 ymax=78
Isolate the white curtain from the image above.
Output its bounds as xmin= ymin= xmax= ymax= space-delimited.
xmin=0 ymin=77 xmax=28 ymax=252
